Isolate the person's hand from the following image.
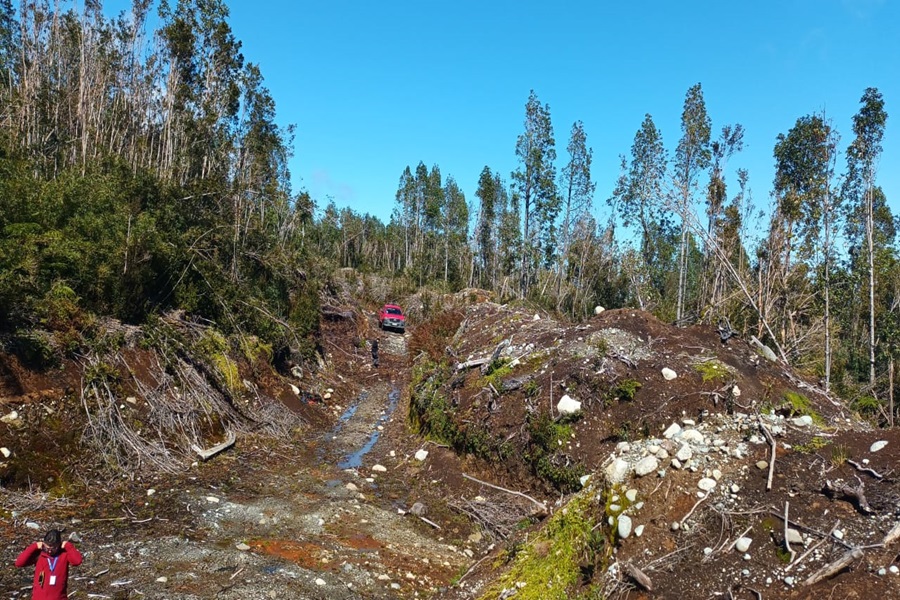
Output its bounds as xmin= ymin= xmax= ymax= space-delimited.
xmin=61 ymin=541 xmax=68 ymax=548
xmin=36 ymin=541 xmax=44 ymax=550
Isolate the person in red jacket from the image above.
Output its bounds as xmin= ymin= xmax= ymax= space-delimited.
xmin=15 ymin=529 xmax=83 ymax=600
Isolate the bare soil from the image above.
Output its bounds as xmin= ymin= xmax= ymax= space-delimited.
xmin=2 ymin=287 xmax=900 ymax=600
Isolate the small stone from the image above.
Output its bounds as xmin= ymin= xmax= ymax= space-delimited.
xmin=616 ymin=441 xmax=631 ymax=453
xmin=625 ymin=489 xmax=638 ymax=503
xmin=605 ymin=458 xmax=630 ymax=483
xmin=647 ymin=445 xmax=660 ymax=454
xmin=735 ymin=537 xmax=752 ymax=553
xmin=557 ymin=395 xmax=581 ymax=415
xmin=730 ymin=484 xmax=740 ymax=493
xmin=315 ymin=578 xmax=327 ymax=586
xmin=414 ymin=449 xmax=429 ymax=461
xmin=346 ymin=482 xmax=358 ymax=491
xmin=784 ymin=576 xmax=795 ymax=586
xmin=756 ymin=461 xmax=769 ymax=470
xmin=712 ymin=469 xmax=722 ymax=481
xmin=663 ymin=423 xmax=682 ymax=439
xmin=671 ymin=521 xmax=680 ymax=531
xmin=156 ymin=576 xmax=168 ymax=583
xmin=634 ymin=456 xmax=659 ymax=476
xmin=681 ymin=429 xmax=704 ymax=443
xmin=608 ymin=504 xmax=621 ymax=514
xmin=236 ymin=543 xmax=251 ymax=551
xmin=878 ymin=568 xmax=887 ymax=576
xmin=594 ymin=305 xmax=605 ymax=315
xmin=890 ymin=565 xmax=899 ymax=574
xmin=792 ymin=415 xmax=813 ymax=427
xmin=0 ymin=447 xmax=11 ymax=458
xmin=833 ymin=529 xmax=844 ymax=540
xmin=870 ymin=440 xmax=888 ymax=453
xmin=703 ymin=547 xmax=713 ymax=555
xmin=676 ymin=444 xmax=693 ymax=462
xmin=617 ymin=515 xmax=633 ymax=539
xmin=0 ymin=410 xmax=18 ymax=424
xmin=671 ymin=458 xmax=683 ymax=470
xmin=732 ymin=385 xmax=741 ymax=397
xmin=371 ymin=464 xmax=387 ymax=472
xmin=698 ymin=478 xmax=717 ymax=492
xmin=634 ymin=524 xmax=644 ymax=537
xmin=26 ymin=522 xmax=40 ymax=530
xmin=661 ymin=368 xmax=677 ymax=381
xmin=126 ymin=396 xmax=137 ymax=404
xmin=742 ymin=569 xmax=750 ymax=577
xmin=410 ymin=502 xmax=427 ymax=516
xmin=579 ymin=474 xmax=591 ymax=487
xmin=206 ymin=496 xmax=220 ymax=503
xmin=323 ymin=392 xmax=332 ymax=400
xmin=786 ymin=528 xmax=803 ymax=545
xmin=147 ymin=488 xmax=156 ymax=497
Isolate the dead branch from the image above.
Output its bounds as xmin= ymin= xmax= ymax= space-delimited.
xmin=418 ymin=516 xmax=441 ymax=529
xmin=191 ymin=430 xmax=236 ymax=461
xmin=624 ymin=562 xmax=653 ymax=591
xmin=758 ymin=417 xmax=777 ymax=491
xmin=824 ymin=478 xmax=873 ymax=514
xmin=846 ymin=459 xmax=884 ymax=479
xmin=786 ymin=520 xmax=841 ymax=572
xmin=783 ymin=501 xmax=796 ymax=564
xmin=801 ymin=548 xmax=864 ymax=586
xmin=456 ymin=358 xmax=490 ymax=371
xmin=462 ymin=473 xmax=547 ymax=515
xmin=882 ymin=522 xmax=900 ymax=547
xmin=680 ymin=493 xmax=710 ymax=527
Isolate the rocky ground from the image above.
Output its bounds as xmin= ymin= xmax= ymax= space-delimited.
xmin=3 ymin=283 xmax=900 ymax=599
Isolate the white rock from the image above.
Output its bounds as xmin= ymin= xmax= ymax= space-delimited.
xmin=671 ymin=521 xmax=680 ymax=531
xmin=634 ymin=524 xmax=644 ymax=537
xmin=671 ymin=458 xmax=683 ymax=470
xmin=0 ymin=410 xmax=18 ymax=424
xmin=289 ymin=384 xmax=300 ymax=395
xmin=661 ymin=368 xmax=677 ymax=381
xmin=315 ymin=578 xmax=327 ymax=586
xmin=147 ymin=488 xmax=156 ymax=497
xmin=156 ymin=576 xmax=168 ymax=583
xmin=792 ymin=415 xmax=813 ymax=427
xmin=26 ymin=521 xmax=40 ymax=530
xmin=371 ymin=464 xmax=387 ymax=472
xmin=594 ymin=306 xmax=605 ymax=315
xmin=205 ymin=496 xmax=220 ymax=503
xmin=323 ymin=392 xmax=332 ymax=400
xmin=784 ymin=576 xmax=795 ymax=586
xmin=236 ymin=543 xmax=251 ymax=551
xmin=676 ymin=444 xmax=693 ymax=462
xmin=703 ymin=547 xmax=713 ymax=555
xmin=557 ymin=395 xmax=581 ymax=415
xmin=786 ymin=528 xmax=804 ymax=545
xmin=533 ymin=313 xmax=541 ymax=321
xmin=890 ymin=565 xmax=899 ymax=574
xmin=663 ymin=423 xmax=682 ymax=439
xmin=414 ymin=449 xmax=429 ymax=461
xmin=625 ymin=489 xmax=638 ymax=503
xmin=712 ymin=469 xmax=722 ymax=481
xmin=870 ymin=440 xmax=888 ymax=453
xmin=682 ymin=419 xmax=696 ymax=426
xmin=735 ymin=537 xmax=752 ymax=553
xmin=634 ymin=456 xmax=659 ymax=477
xmin=730 ymin=484 xmax=740 ymax=493
xmin=605 ymin=458 xmax=630 ymax=484
xmin=732 ymin=385 xmax=741 ymax=397
xmin=616 ymin=441 xmax=631 ymax=453
xmin=647 ymin=444 xmax=660 ymax=454
xmin=0 ymin=447 xmax=10 ymax=458
xmin=346 ymin=482 xmax=358 ymax=491
xmin=878 ymin=568 xmax=887 ymax=576
xmin=579 ymin=474 xmax=591 ymax=487
xmin=617 ymin=515 xmax=633 ymax=539
xmin=681 ymin=429 xmax=704 ymax=443
xmin=833 ymin=529 xmax=844 ymax=540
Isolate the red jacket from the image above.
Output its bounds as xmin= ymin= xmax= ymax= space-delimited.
xmin=15 ymin=542 xmax=83 ymax=600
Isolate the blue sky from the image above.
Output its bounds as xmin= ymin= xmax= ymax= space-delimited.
xmin=110 ymin=0 xmax=898 ymax=226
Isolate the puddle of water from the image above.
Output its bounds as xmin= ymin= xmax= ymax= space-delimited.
xmin=338 ymin=388 xmax=399 ymax=469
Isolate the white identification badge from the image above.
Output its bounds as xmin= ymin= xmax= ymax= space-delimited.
xmin=49 ymin=575 xmax=57 ymax=585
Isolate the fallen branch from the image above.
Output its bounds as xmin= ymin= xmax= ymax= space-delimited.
xmin=624 ymin=562 xmax=653 ymax=591
xmin=824 ymin=478 xmax=873 ymax=514
xmin=758 ymin=418 xmax=777 ymax=491
xmin=801 ymin=547 xmax=863 ymax=586
xmin=680 ymin=493 xmax=709 ymax=527
xmin=456 ymin=358 xmax=490 ymax=371
xmin=191 ymin=430 xmax=236 ymax=461
xmin=418 ymin=515 xmax=441 ymax=529
xmin=462 ymin=473 xmax=547 ymax=515
xmin=783 ymin=501 xmax=796 ymax=564
xmin=846 ymin=459 xmax=884 ymax=479
xmin=786 ymin=520 xmax=841 ymax=572
xmin=882 ymin=522 xmax=900 ymax=547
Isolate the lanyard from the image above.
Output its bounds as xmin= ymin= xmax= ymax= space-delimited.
xmin=47 ymin=556 xmax=59 ymax=572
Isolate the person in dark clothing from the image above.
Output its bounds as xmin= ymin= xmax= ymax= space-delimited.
xmin=371 ymin=339 xmax=379 ymax=367
xmin=15 ymin=529 xmax=83 ymax=600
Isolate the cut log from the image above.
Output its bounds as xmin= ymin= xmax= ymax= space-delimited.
xmin=625 ymin=562 xmax=653 ymax=591
xmin=802 ymin=548 xmax=863 ymax=586
xmin=191 ymin=430 xmax=236 ymax=461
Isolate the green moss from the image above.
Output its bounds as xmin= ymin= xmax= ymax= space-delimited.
xmin=525 ymin=412 xmax=586 ymax=492
xmin=794 ymin=436 xmax=829 ymax=454
xmin=194 ymin=329 xmax=242 ymax=394
xmin=782 ymin=390 xmax=823 ymax=424
xmin=239 ymin=334 xmax=273 ymax=364
xmin=610 ymin=378 xmax=642 ymax=402
xmin=479 ymin=490 xmax=602 ymax=600
xmin=693 ymin=359 xmax=732 ymax=382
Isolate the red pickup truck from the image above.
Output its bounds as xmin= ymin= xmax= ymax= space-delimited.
xmin=378 ymin=304 xmax=406 ymax=332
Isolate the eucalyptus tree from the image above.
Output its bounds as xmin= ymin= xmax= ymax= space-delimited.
xmin=512 ymin=90 xmax=558 ymax=297
xmin=608 ymin=114 xmax=670 ymax=309
xmin=842 ymin=88 xmax=888 ymax=388
xmin=442 ymin=176 xmax=468 ymax=287
xmin=556 ymin=120 xmax=595 ymax=307
xmin=474 ymin=166 xmax=498 ymax=288
xmin=771 ymin=114 xmax=837 ymax=361
xmin=673 ymin=83 xmax=711 ymax=324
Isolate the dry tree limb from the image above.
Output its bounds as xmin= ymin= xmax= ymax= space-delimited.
xmin=191 ymin=430 xmax=236 ymax=461
xmin=882 ymin=522 xmax=900 ymax=547
xmin=680 ymin=493 xmax=710 ymax=527
xmin=783 ymin=501 xmax=796 ymax=564
xmin=758 ymin=417 xmax=777 ymax=491
xmin=725 ymin=525 xmax=754 ymax=553
xmin=801 ymin=548 xmax=864 ymax=586
xmin=462 ymin=473 xmax=547 ymax=515
xmin=846 ymin=459 xmax=884 ymax=479
xmin=824 ymin=478 xmax=873 ymax=514
xmin=624 ymin=562 xmax=653 ymax=591
xmin=786 ymin=520 xmax=841 ymax=572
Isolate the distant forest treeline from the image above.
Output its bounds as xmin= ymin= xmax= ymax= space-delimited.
xmin=0 ymin=1 xmax=896 ymax=422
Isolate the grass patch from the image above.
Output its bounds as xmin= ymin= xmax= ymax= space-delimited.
xmin=609 ymin=378 xmax=641 ymax=403
xmin=525 ymin=412 xmax=586 ymax=492
xmin=693 ymin=359 xmax=732 ymax=383
xmin=794 ymin=436 xmax=829 ymax=454
xmin=479 ymin=489 xmax=603 ymax=600
xmin=782 ymin=390 xmax=824 ymax=425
